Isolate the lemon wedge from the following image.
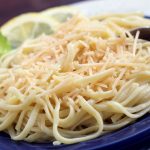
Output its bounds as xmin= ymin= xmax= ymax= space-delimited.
xmin=41 ymin=6 xmax=79 ymax=24
xmin=1 ymin=13 xmax=57 ymax=48
xmin=0 ymin=6 xmax=79 ymax=49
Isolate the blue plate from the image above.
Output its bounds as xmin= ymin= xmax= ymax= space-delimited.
xmin=1 ymin=3 xmax=150 ymax=150
xmin=0 ymin=114 xmax=150 ymax=150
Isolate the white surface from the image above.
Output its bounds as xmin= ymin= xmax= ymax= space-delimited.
xmin=71 ymin=0 xmax=150 ymax=16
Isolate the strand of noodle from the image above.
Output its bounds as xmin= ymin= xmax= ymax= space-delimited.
xmin=75 ymin=68 xmax=114 ymax=85
xmin=127 ymin=101 xmax=150 ymax=113
xmin=38 ymin=116 xmax=53 ymax=136
xmin=15 ymin=110 xmax=27 ymax=132
xmin=45 ymin=97 xmax=54 ymax=114
xmin=11 ymin=105 xmax=40 ymax=140
xmin=25 ymin=132 xmax=50 ymax=142
xmin=121 ymin=85 xmax=145 ymax=106
xmin=0 ymin=94 xmax=37 ymax=111
xmin=0 ymin=112 xmax=18 ymax=130
xmin=132 ymin=71 xmax=150 ymax=81
xmin=76 ymin=62 xmax=144 ymax=69
xmin=91 ymin=12 xmax=143 ymax=20
xmin=59 ymin=104 xmax=75 ymax=127
xmin=43 ymin=104 xmax=53 ymax=122
xmin=112 ymin=68 xmax=126 ymax=93
xmin=71 ymin=115 xmax=92 ymax=130
xmin=0 ymin=73 xmax=9 ymax=81
xmin=111 ymin=89 xmax=150 ymax=122
xmin=40 ymin=68 xmax=114 ymax=96
xmin=41 ymin=123 xmax=99 ymax=139
xmin=0 ymin=111 xmax=10 ymax=122
xmin=105 ymin=17 xmax=150 ymax=28
xmin=53 ymin=96 xmax=103 ymax=144
xmin=126 ymin=85 xmax=150 ymax=106
xmin=105 ymin=21 xmax=126 ymax=35
xmin=111 ymin=114 xmax=123 ymax=123
xmin=62 ymin=42 xmax=79 ymax=71
xmin=114 ymin=80 xmax=135 ymax=102
xmin=59 ymin=109 xmax=87 ymax=128
xmin=81 ymin=89 xmax=114 ymax=102
xmin=0 ymin=50 xmax=18 ymax=68
xmin=39 ymin=118 xmax=76 ymax=138
xmin=104 ymin=117 xmax=134 ymax=130
xmin=7 ymin=87 xmax=24 ymax=102
xmin=106 ymin=101 xmax=150 ymax=118
xmin=133 ymin=31 xmax=140 ymax=56
xmin=59 ymin=125 xmax=99 ymax=136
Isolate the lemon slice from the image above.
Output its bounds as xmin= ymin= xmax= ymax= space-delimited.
xmin=0 ymin=6 xmax=79 ymax=49
xmin=1 ymin=13 xmax=57 ymax=48
xmin=41 ymin=6 xmax=79 ymax=24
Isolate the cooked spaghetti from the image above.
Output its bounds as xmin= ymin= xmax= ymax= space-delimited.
xmin=0 ymin=13 xmax=150 ymax=145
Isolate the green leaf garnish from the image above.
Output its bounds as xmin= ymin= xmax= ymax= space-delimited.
xmin=0 ymin=32 xmax=11 ymax=55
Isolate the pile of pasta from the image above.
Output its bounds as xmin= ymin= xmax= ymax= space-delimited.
xmin=0 ymin=13 xmax=150 ymax=145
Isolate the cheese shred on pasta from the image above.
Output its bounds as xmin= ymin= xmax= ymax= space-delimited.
xmin=0 ymin=13 xmax=150 ymax=144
